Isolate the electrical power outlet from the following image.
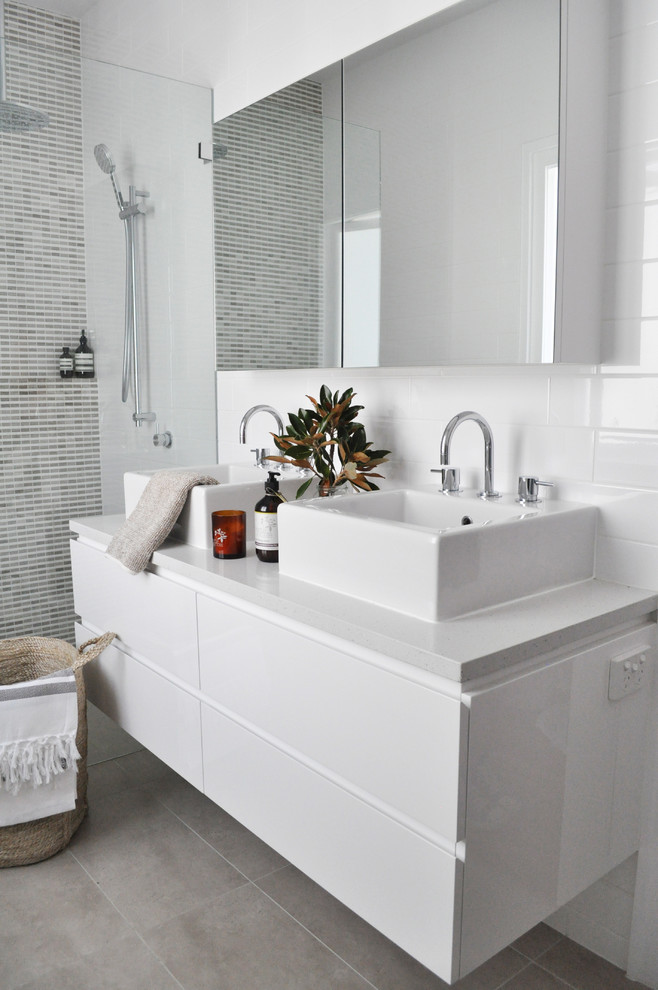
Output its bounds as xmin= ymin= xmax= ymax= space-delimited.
xmin=608 ymin=650 xmax=649 ymax=701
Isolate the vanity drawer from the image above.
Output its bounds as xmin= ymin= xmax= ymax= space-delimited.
xmin=197 ymin=594 xmax=467 ymax=842
xmin=201 ymin=702 xmax=462 ymax=982
xmin=76 ymin=623 xmax=203 ymax=791
xmin=71 ymin=539 xmax=199 ymax=687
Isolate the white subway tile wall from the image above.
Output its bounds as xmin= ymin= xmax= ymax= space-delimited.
xmin=0 ymin=3 xmax=102 ymax=640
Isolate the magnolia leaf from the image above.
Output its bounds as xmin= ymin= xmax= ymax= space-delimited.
xmin=295 ymin=477 xmax=315 ymax=499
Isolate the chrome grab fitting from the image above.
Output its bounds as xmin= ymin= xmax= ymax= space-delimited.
xmin=431 ymin=465 xmax=461 ymax=493
xmin=517 ymin=475 xmax=554 ymax=503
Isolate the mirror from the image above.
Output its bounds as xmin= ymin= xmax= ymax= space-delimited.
xmin=213 ymin=0 xmax=603 ymax=370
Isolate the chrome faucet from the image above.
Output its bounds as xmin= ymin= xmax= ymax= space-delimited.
xmin=239 ymin=404 xmax=284 ymax=467
xmin=438 ymin=410 xmax=500 ymax=499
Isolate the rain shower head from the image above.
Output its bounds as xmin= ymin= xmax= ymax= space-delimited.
xmin=0 ymin=1 xmax=49 ymax=132
xmin=0 ymin=100 xmax=49 ymax=132
xmin=94 ymin=142 xmax=125 ymax=210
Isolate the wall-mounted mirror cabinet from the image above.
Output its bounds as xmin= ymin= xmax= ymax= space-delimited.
xmin=212 ymin=0 xmax=607 ymax=371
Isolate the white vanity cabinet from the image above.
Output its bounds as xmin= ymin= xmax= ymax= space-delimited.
xmin=71 ymin=539 xmax=204 ymax=790
xmin=69 ymin=530 xmax=656 ymax=984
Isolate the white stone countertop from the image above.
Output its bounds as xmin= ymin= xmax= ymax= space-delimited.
xmin=70 ymin=514 xmax=657 ymax=684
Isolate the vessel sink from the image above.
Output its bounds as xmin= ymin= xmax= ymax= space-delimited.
xmin=277 ymin=487 xmax=598 ymax=621
xmin=123 ymin=463 xmax=303 ymax=550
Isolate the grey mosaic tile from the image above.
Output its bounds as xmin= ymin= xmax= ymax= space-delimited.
xmin=214 ymin=79 xmax=324 ymax=371
xmin=0 ymin=3 xmax=101 ymax=642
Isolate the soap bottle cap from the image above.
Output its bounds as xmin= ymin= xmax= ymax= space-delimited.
xmin=265 ymin=471 xmax=280 ymax=492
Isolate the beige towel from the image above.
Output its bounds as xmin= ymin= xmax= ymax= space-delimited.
xmin=106 ymin=469 xmax=219 ymax=574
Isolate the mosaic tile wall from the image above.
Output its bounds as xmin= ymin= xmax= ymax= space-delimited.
xmin=214 ymin=79 xmax=324 ymax=370
xmin=0 ymin=3 xmax=102 ymax=640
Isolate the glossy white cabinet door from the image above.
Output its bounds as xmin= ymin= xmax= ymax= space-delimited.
xmin=201 ymin=702 xmax=462 ymax=983
xmin=460 ymin=656 xmax=571 ymax=976
xmin=559 ymin=629 xmax=656 ymax=897
xmin=71 ymin=540 xmax=200 ymax=687
xmin=76 ymin=624 xmax=203 ymax=791
xmin=460 ymin=624 xmax=656 ymax=978
xmin=197 ymin=594 xmax=467 ymax=843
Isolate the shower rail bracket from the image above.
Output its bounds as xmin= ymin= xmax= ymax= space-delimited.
xmin=133 ymin=411 xmax=156 ymax=426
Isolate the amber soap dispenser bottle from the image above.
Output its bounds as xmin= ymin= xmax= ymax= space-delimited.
xmin=254 ymin=471 xmax=283 ymax=562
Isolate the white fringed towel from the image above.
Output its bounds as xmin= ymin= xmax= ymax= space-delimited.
xmin=106 ymin=469 xmax=219 ymax=574
xmin=0 ymin=667 xmax=79 ymax=827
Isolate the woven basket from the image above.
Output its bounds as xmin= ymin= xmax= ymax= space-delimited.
xmin=0 ymin=632 xmax=116 ymax=868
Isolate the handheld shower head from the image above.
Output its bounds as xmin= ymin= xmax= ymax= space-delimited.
xmin=94 ymin=142 xmax=125 ymax=210
xmin=93 ymin=142 xmax=114 ymax=174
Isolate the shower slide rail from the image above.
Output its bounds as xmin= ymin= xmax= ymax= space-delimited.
xmin=121 ymin=185 xmax=155 ymax=427
xmin=93 ymin=143 xmax=155 ymax=429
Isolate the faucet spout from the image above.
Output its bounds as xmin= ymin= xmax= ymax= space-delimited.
xmin=440 ymin=410 xmax=499 ymax=498
xmin=239 ymin=404 xmax=284 ymax=467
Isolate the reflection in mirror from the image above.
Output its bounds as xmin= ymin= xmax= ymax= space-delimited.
xmin=213 ymin=0 xmax=560 ymax=370
xmin=213 ymin=70 xmax=343 ymax=370
xmin=343 ymin=0 xmax=560 ymax=366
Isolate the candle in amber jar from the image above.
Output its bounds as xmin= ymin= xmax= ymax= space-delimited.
xmin=211 ymin=510 xmax=246 ymax=559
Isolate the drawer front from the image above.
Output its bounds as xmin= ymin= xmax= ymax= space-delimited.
xmin=202 ymin=702 xmax=461 ymax=983
xmin=197 ymin=595 xmax=466 ymax=842
xmin=77 ymin=624 xmax=203 ymax=791
xmin=71 ymin=539 xmax=199 ymax=687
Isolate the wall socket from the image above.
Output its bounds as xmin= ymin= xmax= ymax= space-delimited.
xmin=608 ymin=650 xmax=649 ymax=701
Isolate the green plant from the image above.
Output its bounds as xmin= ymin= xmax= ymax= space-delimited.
xmin=268 ymin=385 xmax=390 ymax=498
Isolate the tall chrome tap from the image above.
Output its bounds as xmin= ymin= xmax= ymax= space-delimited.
xmin=438 ymin=410 xmax=500 ymax=499
xmin=239 ymin=404 xmax=284 ymax=467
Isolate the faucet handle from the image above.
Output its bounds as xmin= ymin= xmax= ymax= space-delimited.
xmin=517 ymin=475 xmax=554 ymax=503
xmin=251 ymin=447 xmax=269 ymax=468
xmin=431 ymin=465 xmax=461 ymax=493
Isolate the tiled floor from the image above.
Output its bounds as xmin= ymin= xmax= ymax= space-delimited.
xmin=0 ymin=706 xmax=652 ymax=990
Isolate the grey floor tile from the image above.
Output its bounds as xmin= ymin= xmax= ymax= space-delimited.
xmin=86 ymin=703 xmax=142 ymax=766
xmin=499 ymin=964 xmax=571 ymax=989
xmin=86 ymin=756 xmax=141 ymax=804
xmin=538 ymin=940 xmax=652 ymax=990
xmin=142 ymin=882 xmax=373 ymax=990
xmin=69 ymin=781 xmax=248 ymax=932
xmin=113 ymin=748 xmax=177 ymax=787
xmin=455 ymin=948 xmax=529 ymax=989
xmin=12 ymin=930 xmax=183 ymax=990
xmin=259 ymin=863 xmax=527 ymax=990
xmin=148 ymin=767 xmax=289 ymax=880
xmin=0 ymin=851 xmax=134 ymax=990
xmin=512 ymin=923 xmax=564 ymax=961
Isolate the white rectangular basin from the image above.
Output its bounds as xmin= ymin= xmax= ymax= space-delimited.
xmin=277 ymin=488 xmax=598 ymax=621
xmin=124 ymin=463 xmax=303 ymax=550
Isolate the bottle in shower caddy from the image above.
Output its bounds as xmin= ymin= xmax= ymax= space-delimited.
xmin=58 ymin=346 xmax=74 ymax=378
xmin=254 ymin=471 xmax=283 ymax=563
xmin=74 ymin=331 xmax=95 ymax=378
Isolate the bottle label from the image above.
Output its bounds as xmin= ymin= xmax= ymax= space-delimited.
xmin=254 ymin=512 xmax=278 ymax=550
